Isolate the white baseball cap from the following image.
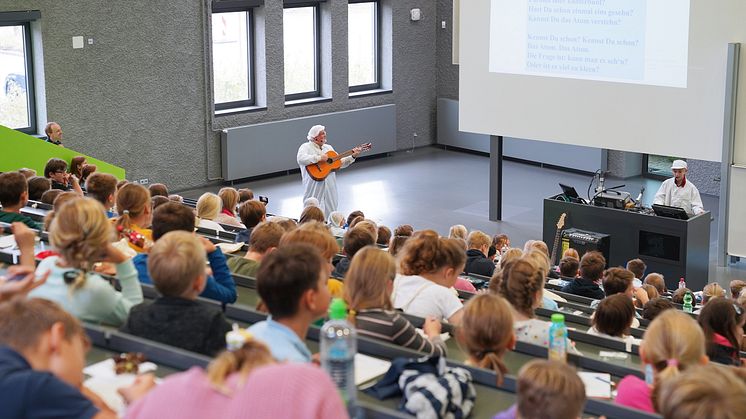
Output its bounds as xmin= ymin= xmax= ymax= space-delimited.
xmin=671 ymin=160 xmax=687 ymax=170
xmin=307 ymin=125 xmax=325 ymax=140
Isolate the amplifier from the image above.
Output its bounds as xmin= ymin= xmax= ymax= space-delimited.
xmin=561 ymin=228 xmax=611 ymax=266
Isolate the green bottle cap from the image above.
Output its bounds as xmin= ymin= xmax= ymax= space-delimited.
xmin=328 ymin=298 xmax=348 ymax=320
xmin=551 ymin=313 xmax=565 ymax=323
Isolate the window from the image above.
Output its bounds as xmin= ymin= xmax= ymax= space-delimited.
xmin=212 ymin=8 xmax=255 ymax=110
xmin=0 ymin=19 xmax=36 ymax=134
xmin=348 ymin=1 xmax=379 ymax=91
xmin=283 ymin=5 xmax=320 ymax=100
xmin=643 ymin=154 xmax=684 ymax=180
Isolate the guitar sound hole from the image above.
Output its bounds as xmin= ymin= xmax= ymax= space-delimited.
xmin=327 ymin=158 xmax=333 ymax=164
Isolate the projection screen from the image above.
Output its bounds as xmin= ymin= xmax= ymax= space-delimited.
xmin=459 ymin=0 xmax=746 ymax=162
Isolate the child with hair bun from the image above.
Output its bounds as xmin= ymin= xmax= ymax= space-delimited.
xmin=114 ymin=183 xmax=153 ymax=252
xmin=615 ymin=310 xmax=708 ymax=413
xmin=31 ymin=198 xmax=144 ymax=326
xmin=458 ymin=293 xmax=515 ymax=385
xmin=392 ymin=230 xmax=465 ymax=325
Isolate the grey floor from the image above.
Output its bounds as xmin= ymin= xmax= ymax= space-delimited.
xmin=182 ymin=146 xmax=746 ymax=287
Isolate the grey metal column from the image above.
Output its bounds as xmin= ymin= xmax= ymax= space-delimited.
xmin=489 ymin=135 xmax=503 ymax=221
xmin=718 ymin=43 xmax=740 ymax=267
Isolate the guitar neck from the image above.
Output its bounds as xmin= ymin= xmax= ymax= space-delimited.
xmin=550 ymin=230 xmax=562 ymax=265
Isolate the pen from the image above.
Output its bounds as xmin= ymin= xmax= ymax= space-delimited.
xmin=595 ymin=376 xmax=612 ymax=385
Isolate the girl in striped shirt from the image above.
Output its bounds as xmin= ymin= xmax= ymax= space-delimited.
xmin=344 ymin=246 xmax=447 ymax=357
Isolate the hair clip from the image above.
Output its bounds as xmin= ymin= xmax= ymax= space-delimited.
xmin=666 ymin=359 xmax=679 ymax=367
xmin=226 ymin=323 xmax=252 ymax=351
xmin=122 ymin=209 xmax=130 ymax=215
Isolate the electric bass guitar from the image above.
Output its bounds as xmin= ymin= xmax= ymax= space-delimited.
xmin=305 ymin=142 xmax=372 ymax=181
xmin=549 ymin=213 xmax=566 ymax=266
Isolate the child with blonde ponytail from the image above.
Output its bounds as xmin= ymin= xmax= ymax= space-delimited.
xmin=30 ymin=198 xmax=143 ymax=326
xmin=615 ymin=310 xmax=708 ymax=413
xmin=458 ymin=293 xmax=515 ymax=385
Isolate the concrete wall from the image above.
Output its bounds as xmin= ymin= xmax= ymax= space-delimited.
xmin=2 ymin=0 xmax=439 ymax=190
xmin=434 ymin=0 xmax=721 ymax=195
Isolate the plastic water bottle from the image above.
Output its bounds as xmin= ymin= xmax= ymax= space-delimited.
xmin=678 ymin=277 xmax=686 ymax=289
xmin=321 ymin=298 xmax=357 ymax=411
xmin=548 ymin=313 xmax=568 ymax=363
xmin=683 ymin=291 xmax=694 ymax=313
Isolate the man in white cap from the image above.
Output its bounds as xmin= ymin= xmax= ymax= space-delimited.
xmin=296 ymin=125 xmax=361 ymax=215
xmin=653 ymin=159 xmax=704 ymax=215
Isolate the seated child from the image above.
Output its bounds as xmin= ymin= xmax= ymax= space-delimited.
xmin=27 ymin=176 xmax=51 ymax=201
xmin=642 ymin=298 xmax=675 ymax=322
xmin=656 ymin=364 xmax=746 ymax=419
xmin=464 ymin=230 xmax=495 ymax=277
xmin=195 ymin=193 xmax=225 ymax=231
xmin=279 ymin=221 xmax=344 ymax=298
xmin=327 ymin=211 xmax=345 ymax=237
xmin=30 ymin=198 xmax=143 ymax=326
xmin=388 ymin=234 xmax=410 ymax=257
xmin=561 ymin=251 xmax=606 ymax=300
xmin=236 ymin=200 xmax=266 ymax=243
xmin=697 ymin=298 xmax=744 ymax=366
xmin=215 ymin=187 xmax=245 ymax=228
xmin=237 ymin=188 xmax=253 ymax=202
xmin=332 ymin=226 xmax=376 ymax=278
xmin=299 ymin=206 xmax=325 ymax=224
xmin=0 ymin=172 xmax=43 ymax=229
xmin=44 ymin=158 xmax=83 ymax=195
xmin=248 ymin=243 xmax=330 ymax=362
xmin=0 ymin=298 xmax=151 ymax=418
xmin=458 ymin=293 xmax=515 ymax=385
xmin=227 ymin=221 xmax=284 ymax=278
xmin=558 ymin=256 xmax=579 ymax=280
xmin=626 ymin=258 xmax=646 ymax=288
xmin=114 ymin=183 xmax=153 ymax=253
xmin=588 ymin=294 xmax=641 ymax=345
xmin=345 ymin=247 xmax=446 ymax=356
xmin=40 ymin=189 xmax=63 ymax=205
xmin=80 ymin=164 xmax=97 ymax=185
xmin=701 ymin=282 xmax=726 ymax=305
xmin=376 ymin=225 xmax=391 ymax=247
xmin=615 ymin=310 xmax=707 ymax=413
xmin=448 ymin=224 xmax=467 ymax=240
xmin=42 ymin=191 xmax=80 ymax=232
xmin=644 ymin=273 xmax=668 ymax=295
xmin=133 ymin=202 xmax=237 ymax=304
xmin=148 ymin=183 xmax=168 ymax=197
xmin=85 ymin=172 xmax=118 ymax=218
xmin=730 ymin=279 xmax=746 ymax=299
xmin=122 ymin=231 xmax=232 ymax=356
xmin=492 ymin=360 xmax=586 ymax=419
xmin=392 ymin=230 xmax=465 ymax=325
xmin=672 ymin=286 xmax=693 ymax=305
xmin=124 ymin=339 xmax=347 ymax=419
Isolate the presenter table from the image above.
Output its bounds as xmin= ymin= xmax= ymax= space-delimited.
xmin=543 ymin=199 xmax=710 ymax=291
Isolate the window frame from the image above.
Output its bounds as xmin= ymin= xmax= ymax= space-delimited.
xmin=348 ymin=0 xmax=381 ymax=93
xmin=0 ymin=18 xmax=38 ymax=134
xmin=211 ymin=7 xmax=256 ymax=111
xmin=283 ymin=3 xmax=322 ymax=101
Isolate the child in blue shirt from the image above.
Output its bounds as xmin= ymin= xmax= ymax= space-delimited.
xmin=0 ymin=298 xmax=154 ymax=419
xmin=249 ymin=243 xmax=331 ymax=362
xmin=132 ymin=202 xmax=237 ymax=304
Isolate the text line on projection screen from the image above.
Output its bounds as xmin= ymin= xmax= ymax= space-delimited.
xmin=489 ymin=0 xmax=691 ymax=88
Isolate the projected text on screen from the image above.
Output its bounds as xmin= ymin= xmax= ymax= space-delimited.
xmin=489 ymin=0 xmax=690 ymax=88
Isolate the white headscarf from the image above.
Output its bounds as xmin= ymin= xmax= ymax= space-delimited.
xmin=307 ymin=124 xmax=325 ymax=140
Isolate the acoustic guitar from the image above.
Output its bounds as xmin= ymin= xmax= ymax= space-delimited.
xmin=305 ymin=142 xmax=372 ymax=181
xmin=549 ymin=212 xmax=567 ymax=266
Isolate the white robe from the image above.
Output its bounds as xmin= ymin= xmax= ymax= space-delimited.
xmin=653 ymin=178 xmax=704 ymax=215
xmin=296 ymin=140 xmax=354 ymax=215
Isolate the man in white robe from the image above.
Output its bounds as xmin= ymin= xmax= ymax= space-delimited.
xmin=653 ymin=159 xmax=705 ymax=216
xmin=296 ymin=125 xmax=360 ymax=215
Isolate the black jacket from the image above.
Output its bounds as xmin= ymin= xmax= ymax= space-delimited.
xmin=332 ymin=257 xmax=351 ymax=279
xmin=561 ymin=277 xmax=605 ymax=300
xmin=121 ymin=296 xmax=232 ymax=356
xmin=708 ymin=342 xmax=742 ymax=367
xmin=464 ymin=249 xmax=495 ymax=277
